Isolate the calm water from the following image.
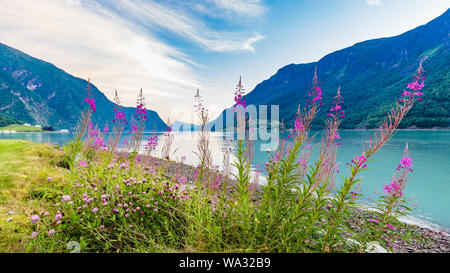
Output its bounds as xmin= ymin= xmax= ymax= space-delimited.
xmin=1 ymin=130 xmax=449 ymax=230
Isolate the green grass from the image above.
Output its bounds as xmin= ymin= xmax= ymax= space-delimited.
xmin=0 ymin=140 xmax=68 ymax=252
xmin=0 ymin=124 xmax=43 ymax=132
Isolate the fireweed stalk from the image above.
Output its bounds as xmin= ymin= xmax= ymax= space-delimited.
xmin=120 ymin=89 xmax=149 ymax=174
xmin=292 ymin=87 xmax=345 ymax=250
xmin=161 ymin=118 xmax=174 ymax=161
xmin=106 ymin=90 xmax=127 ymax=157
xmin=64 ymin=79 xmax=96 ymax=169
xmin=130 ymin=88 xmax=148 ymax=156
xmin=353 ymin=144 xmax=415 ymax=252
xmin=316 ymin=87 xmax=345 ymax=191
xmin=259 ymin=68 xmax=321 ymax=250
xmin=321 ymin=64 xmax=426 ymax=252
xmin=193 ymin=89 xmax=213 ymax=189
xmin=185 ymin=89 xmax=221 ymax=250
xmin=231 ymin=77 xmax=257 ymax=244
xmin=378 ymin=144 xmax=413 ymax=221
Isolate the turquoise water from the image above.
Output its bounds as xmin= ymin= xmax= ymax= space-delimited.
xmin=1 ymin=130 xmax=449 ymax=230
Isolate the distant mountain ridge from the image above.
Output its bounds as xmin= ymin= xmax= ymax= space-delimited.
xmin=212 ymin=8 xmax=450 ymax=129
xmin=0 ymin=113 xmax=22 ymax=127
xmin=171 ymin=120 xmax=202 ymax=131
xmin=0 ymin=43 xmax=167 ymax=130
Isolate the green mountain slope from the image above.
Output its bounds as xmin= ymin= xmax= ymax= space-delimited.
xmin=0 ymin=43 xmax=167 ymax=130
xmin=213 ymin=8 xmax=450 ymax=129
xmin=0 ymin=113 xmax=22 ymax=127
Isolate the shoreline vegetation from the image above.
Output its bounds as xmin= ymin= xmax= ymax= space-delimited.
xmin=1 ymin=127 xmax=449 ymax=135
xmin=0 ymin=139 xmax=448 ymax=253
xmin=0 ymin=124 xmax=43 ymax=133
xmin=2 ymin=64 xmax=449 ymax=253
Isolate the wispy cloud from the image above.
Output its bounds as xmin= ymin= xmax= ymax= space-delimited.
xmin=94 ymin=0 xmax=266 ymax=52
xmin=366 ymin=0 xmax=382 ymax=6
xmin=212 ymin=0 xmax=267 ymax=16
xmin=0 ymin=0 xmax=267 ymax=121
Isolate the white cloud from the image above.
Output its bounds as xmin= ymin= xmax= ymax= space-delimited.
xmin=100 ymin=0 xmax=266 ymax=52
xmin=66 ymin=0 xmax=81 ymax=6
xmin=243 ymin=34 xmax=266 ymax=52
xmin=212 ymin=0 xmax=267 ymax=16
xmin=366 ymin=0 xmax=381 ymax=6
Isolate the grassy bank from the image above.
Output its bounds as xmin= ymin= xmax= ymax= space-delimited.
xmin=0 ymin=124 xmax=43 ymax=132
xmin=0 ymin=140 xmax=67 ymax=252
xmin=0 ymin=139 xmax=447 ymax=253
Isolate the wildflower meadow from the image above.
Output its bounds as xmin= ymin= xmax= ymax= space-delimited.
xmin=25 ymin=64 xmax=428 ymax=253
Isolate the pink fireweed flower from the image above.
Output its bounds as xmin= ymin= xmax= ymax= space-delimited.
xmin=134 ymin=103 xmax=148 ymax=122
xmin=367 ymin=219 xmax=379 ymax=223
xmin=383 ymin=182 xmax=402 ymax=196
xmin=399 ymin=63 xmax=425 ymax=104
xmin=84 ymin=97 xmax=96 ymax=112
xmin=233 ymin=77 xmax=246 ymax=111
xmin=94 ymin=137 xmax=105 ymax=148
xmin=30 ymin=215 xmax=40 ymax=223
xmin=348 ymin=155 xmax=367 ymax=169
xmin=306 ymin=66 xmax=323 ymax=108
xmin=234 ymin=94 xmax=246 ymax=108
xmin=130 ymin=124 xmax=138 ymax=131
xmin=311 ymin=86 xmax=322 ymax=102
xmin=294 ymin=118 xmax=304 ymax=133
xmin=113 ymin=109 xmax=127 ymax=125
xmin=145 ymin=135 xmax=158 ymax=151
xmin=407 ymin=81 xmax=424 ymax=90
xmin=329 ymin=87 xmax=345 ymax=119
xmin=383 ymin=144 xmax=412 ymax=198
xmin=87 ymin=122 xmax=98 ymax=138
xmin=397 ymin=156 xmax=413 ymax=172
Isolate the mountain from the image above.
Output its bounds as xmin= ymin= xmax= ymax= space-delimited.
xmin=0 ymin=43 xmax=167 ymax=131
xmin=213 ymin=9 xmax=450 ymax=130
xmin=0 ymin=113 xmax=22 ymax=127
xmin=171 ymin=121 xmax=202 ymax=132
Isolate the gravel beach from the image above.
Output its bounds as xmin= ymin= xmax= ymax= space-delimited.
xmin=152 ymin=156 xmax=450 ymax=253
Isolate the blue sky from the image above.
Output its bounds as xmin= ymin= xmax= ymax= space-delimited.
xmin=0 ymin=0 xmax=449 ymax=123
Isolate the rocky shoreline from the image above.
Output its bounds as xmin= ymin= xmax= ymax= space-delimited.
xmin=153 ymin=156 xmax=450 ymax=253
xmin=349 ymin=208 xmax=450 ymax=253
